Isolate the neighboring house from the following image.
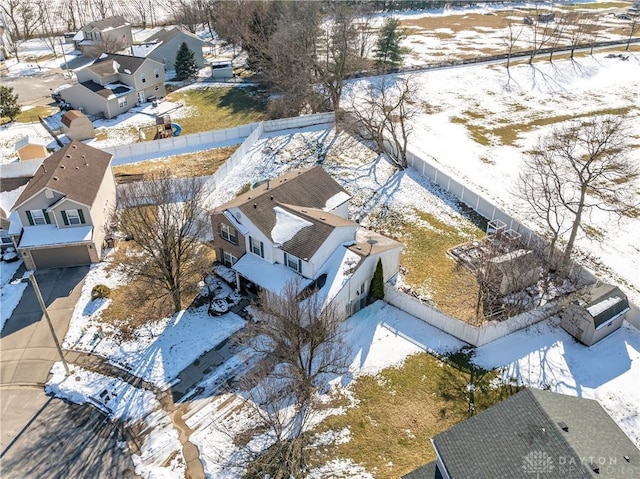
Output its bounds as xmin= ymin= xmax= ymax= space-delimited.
xmin=561 ymin=283 xmax=630 ymax=346
xmin=15 ymin=136 xmax=48 ymax=161
xmin=8 ymin=141 xmax=116 ymax=270
xmin=0 ymin=208 xmax=12 ymax=249
xmin=403 ymin=388 xmax=640 ymax=479
xmin=61 ymin=110 xmax=95 ymax=140
xmin=212 ymin=166 xmax=403 ymax=319
xmin=59 ymin=54 xmax=165 ymax=119
xmin=132 ymin=27 xmax=204 ymax=71
xmin=73 ymin=16 xmax=132 ymax=55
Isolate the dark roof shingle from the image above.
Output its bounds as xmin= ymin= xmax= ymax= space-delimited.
xmin=13 ymin=141 xmax=112 ymax=208
xmin=88 ymin=54 xmax=148 ymax=76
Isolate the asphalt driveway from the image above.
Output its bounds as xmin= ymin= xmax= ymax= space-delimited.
xmin=0 ymin=265 xmax=136 ymax=477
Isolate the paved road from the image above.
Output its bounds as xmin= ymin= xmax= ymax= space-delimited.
xmin=2 ymin=70 xmax=73 ymax=107
xmin=0 ymin=266 xmax=136 ymax=477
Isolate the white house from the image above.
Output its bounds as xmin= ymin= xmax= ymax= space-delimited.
xmin=211 ymin=166 xmax=403 ymax=319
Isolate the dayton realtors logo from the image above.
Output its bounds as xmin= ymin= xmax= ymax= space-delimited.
xmin=523 ymin=450 xmax=637 ymax=477
xmin=523 ymin=450 xmax=554 ymax=478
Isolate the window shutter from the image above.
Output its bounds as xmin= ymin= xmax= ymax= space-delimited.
xmin=26 ymin=210 xmax=34 ymax=226
xmin=249 ymin=236 xmax=253 ymax=252
xmin=78 ymin=209 xmax=85 ymax=224
xmin=260 ymin=242 xmax=264 ymax=258
xmin=43 ymin=209 xmax=50 ymax=224
xmin=298 ymin=259 xmax=302 ymax=272
xmin=61 ymin=210 xmax=69 ymax=225
xmin=284 ymin=252 xmax=288 ymax=265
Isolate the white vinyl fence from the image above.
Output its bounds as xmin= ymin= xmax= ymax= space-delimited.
xmin=384 ymin=283 xmax=575 ymax=347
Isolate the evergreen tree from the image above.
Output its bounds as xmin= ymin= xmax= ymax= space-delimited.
xmin=0 ymin=86 xmax=20 ymax=122
xmin=175 ymin=42 xmax=198 ymax=81
xmin=374 ymin=17 xmax=406 ymax=70
xmin=367 ymin=259 xmax=385 ymax=305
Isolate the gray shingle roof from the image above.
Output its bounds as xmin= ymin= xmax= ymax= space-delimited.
xmin=13 ymin=141 xmax=112 ymax=209
xmin=145 ymin=27 xmax=202 ymax=45
xmin=425 ymin=389 xmax=640 ymax=479
xmin=584 ymin=285 xmax=629 ymax=328
xmin=88 ymin=54 xmax=148 ymax=77
xmin=401 ymin=461 xmax=443 ymax=479
xmin=84 ymin=15 xmax=129 ymax=32
xmin=215 ymin=166 xmax=350 ymax=257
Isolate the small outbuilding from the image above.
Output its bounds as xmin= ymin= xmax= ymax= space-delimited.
xmin=210 ymin=60 xmax=233 ymax=80
xmin=561 ymin=283 xmax=630 ymax=346
xmin=485 ymin=248 xmax=540 ymax=295
xmin=15 ymin=136 xmax=48 ymax=161
xmin=61 ymin=110 xmax=95 ymax=141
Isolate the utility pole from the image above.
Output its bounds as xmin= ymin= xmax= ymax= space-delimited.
xmin=29 ymin=271 xmax=71 ymax=376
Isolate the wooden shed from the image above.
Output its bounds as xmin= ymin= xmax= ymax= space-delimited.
xmin=561 ymin=283 xmax=629 ymax=346
xmin=61 ymin=110 xmax=95 ymax=141
xmin=15 ymin=136 xmax=48 ymax=161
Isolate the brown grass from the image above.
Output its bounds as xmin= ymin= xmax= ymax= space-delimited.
xmin=316 ymin=352 xmax=520 ymax=478
xmin=401 ymin=211 xmax=483 ymax=322
xmin=101 ymin=243 xmax=216 ymax=339
xmin=401 ymin=11 xmax=511 ymax=34
xmin=112 ymin=145 xmax=237 ymax=181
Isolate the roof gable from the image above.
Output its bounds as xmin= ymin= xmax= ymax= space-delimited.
xmin=146 ymin=27 xmax=203 ymax=45
xmin=84 ymin=15 xmax=129 ymax=32
xmin=217 ymin=166 xmax=350 ymax=237
xmin=13 ymin=141 xmax=112 ymax=210
xmin=88 ymin=54 xmax=151 ymax=76
xmin=61 ymin=110 xmax=88 ymax=127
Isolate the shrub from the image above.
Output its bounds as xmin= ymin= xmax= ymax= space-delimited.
xmin=367 ymin=259 xmax=385 ymax=305
xmin=91 ymin=284 xmax=111 ymax=300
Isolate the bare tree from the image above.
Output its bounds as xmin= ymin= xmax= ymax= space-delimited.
xmin=502 ymin=18 xmax=523 ymax=85
xmin=234 ymin=280 xmax=350 ymax=477
xmin=547 ymin=13 xmax=569 ymax=62
xmin=520 ymin=117 xmax=638 ymax=276
xmin=36 ymin=0 xmax=59 ymax=57
xmin=170 ymin=0 xmax=202 ymax=34
xmin=115 ymin=171 xmax=210 ymax=312
xmin=585 ymin=15 xmax=601 ymax=56
xmin=524 ymin=7 xmax=557 ymax=65
xmin=313 ymin=2 xmax=360 ymax=124
xmin=84 ymin=34 xmax=129 ymax=57
xmin=565 ymin=12 xmax=589 ymax=60
xmin=347 ymin=76 xmax=418 ymax=170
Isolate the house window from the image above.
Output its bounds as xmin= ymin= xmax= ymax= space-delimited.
xmin=220 ymin=223 xmax=238 ymax=245
xmin=249 ymin=236 xmax=264 ymax=258
xmin=284 ymin=252 xmax=302 ymax=273
xmin=154 ymin=68 xmax=160 ymax=79
xmin=62 ymin=209 xmax=85 ymax=225
xmin=27 ymin=209 xmax=50 ymax=225
xmin=119 ymin=97 xmax=128 ymax=108
xmin=141 ymin=72 xmax=146 ymax=83
xmin=222 ymin=251 xmax=238 ymax=268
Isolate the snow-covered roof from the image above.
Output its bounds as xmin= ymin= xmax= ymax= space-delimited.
xmin=271 ymin=206 xmax=313 ymax=246
xmin=312 ymin=245 xmax=362 ymax=308
xmin=18 ymin=224 xmax=93 ymax=248
xmin=323 ymin=191 xmax=350 ymax=211
xmin=232 ymin=253 xmax=311 ymax=296
xmin=223 ymin=211 xmax=248 ymax=235
xmin=15 ymin=136 xmax=48 ymax=150
xmin=131 ymin=43 xmax=159 ymax=57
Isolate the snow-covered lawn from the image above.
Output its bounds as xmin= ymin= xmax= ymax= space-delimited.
xmin=63 ymin=256 xmax=246 ymax=388
xmin=0 ymin=260 xmax=27 ymax=331
xmin=46 ymin=362 xmax=185 ymax=479
xmin=473 ymin=318 xmax=640 ymax=448
xmin=185 ymin=301 xmax=640 ymax=477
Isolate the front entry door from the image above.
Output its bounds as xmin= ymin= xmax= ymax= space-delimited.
xmin=137 ymin=91 xmax=145 ymax=104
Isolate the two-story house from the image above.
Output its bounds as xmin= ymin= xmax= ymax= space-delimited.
xmin=8 ymin=141 xmax=116 ymax=270
xmin=60 ymin=54 xmax=165 ymax=119
xmin=212 ymin=166 xmax=403 ymax=318
xmin=73 ymin=16 xmax=133 ymax=55
xmin=132 ymin=27 xmax=204 ymax=71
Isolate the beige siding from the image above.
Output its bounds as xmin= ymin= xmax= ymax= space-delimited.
xmin=60 ymin=84 xmax=109 ymax=117
xmin=105 ymin=91 xmax=137 ymax=118
xmin=151 ymin=36 xmax=204 ymax=70
xmin=17 ymin=190 xmax=64 ymax=227
xmin=89 ymin=164 xmax=116 ymax=257
xmin=17 ymin=144 xmax=48 ymax=161
xmin=51 ymin=199 xmax=93 ymax=229
xmin=62 ymin=118 xmax=95 ymax=140
xmin=131 ymin=58 xmax=165 ymax=91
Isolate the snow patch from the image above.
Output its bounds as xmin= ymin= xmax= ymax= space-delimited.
xmin=271 ymin=206 xmax=313 ymax=245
